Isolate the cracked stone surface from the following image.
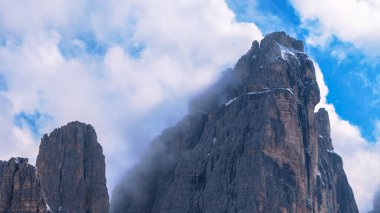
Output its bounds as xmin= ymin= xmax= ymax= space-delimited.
xmin=111 ymin=32 xmax=358 ymax=213
xmin=36 ymin=121 xmax=109 ymax=213
xmin=0 ymin=157 xmax=50 ymax=213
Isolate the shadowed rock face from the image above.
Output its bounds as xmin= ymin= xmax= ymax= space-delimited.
xmin=0 ymin=158 xmax=50 ymax=213
xmin=111 ymin=32 xmax=358 ymax=213
xmin=36 ymin=122 xmax=109 ymax=213
xmin=315 ymin=108 xmax=358 ymax=212
xmin=369 ymin=191 xmax=380 ymax=213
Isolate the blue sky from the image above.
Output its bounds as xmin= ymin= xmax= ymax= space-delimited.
xmin=0 ymin=0 xmax=379 ymax=211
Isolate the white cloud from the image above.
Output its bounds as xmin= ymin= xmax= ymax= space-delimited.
xmin=2 ymin=1 xmax=375 ymax=212
xmin=315 ymin=61 xmax=380 ymax=212
xmin=0 ymin=0 xmax=262 ymax=194
xmin=290 ymin=1 xmax=380 ymax=208
xmin=0 ymin=94 xmax=39 ymax=167
xmin=291 ymin=0 xmax=380 ymax=57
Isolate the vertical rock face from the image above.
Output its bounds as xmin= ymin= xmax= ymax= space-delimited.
xmin=111 ymin=32 xmax=358 ymax=213
xmin=36 ymin=121 xmax=109 ymax=213
xmin=0 ymin=157 xmax=50 ymax=213
xmin=315 ymin=108 xmax=358 ymax=212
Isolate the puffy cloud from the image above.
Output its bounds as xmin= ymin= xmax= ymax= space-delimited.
xmin=0 ymin=94 xmax=37 ymax=162
xmin=315 ymin=62 xmax=380 ymax=212
xmin=2 ymin=1 xmax=376 ymax=212
xmin=291 ymin=0 xmax=380 ymax=57
xmin=295 ymin=1 xmax=380 ymax=208
xmin=0 ymin=0 xmax=262 ymax=193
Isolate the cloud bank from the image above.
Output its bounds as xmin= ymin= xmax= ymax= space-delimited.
xmin=291 ymin=0 xmax=380 ymax=57
xmin=289 ymin=1 xmax=380 ymax=210
xmin=0 ymin=0 xmax=378 ymax=211
xmin=315 ymin=62 xmax=380 ymax=212
xmin=0 ymin=0 xmax=261 ymax=194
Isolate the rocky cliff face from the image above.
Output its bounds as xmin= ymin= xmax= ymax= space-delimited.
xmin=36 ymin=122 xmax=109 ymax=213
xmin=0 ymin=158 xmax=50 ymax=213
xmin=315 ymin=108 xmax=358 ymax=212
xmin=111 ymin=32 xmax=358 ymax=213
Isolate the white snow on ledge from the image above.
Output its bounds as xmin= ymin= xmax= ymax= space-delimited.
xmin=247 ymin=89 xmax=271 ymax=95
xmin=224 ymin=87 xmax=294 ymax=108
xmin=276 ymin=88 xmax=294 ymax=95
xmin=247 ymin=87 xmax=294 ymax=96
xmin=275 ymin=41 xmax=310 ymax=64
xmin=327 ymin=149 xmax=336 ymax=154
xmin=225 ymin=97 xmax=237 ymax=106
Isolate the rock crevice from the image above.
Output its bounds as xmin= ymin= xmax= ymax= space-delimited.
xmin=36 ymin=121 xmax=110 ymax=213
xmin=111 ymin=32 xmax=358 ymax=213
xmin=0 ymin=122 xmax=110 ymax=213
xmin=0 ymin=157 xmax=50 ymax=213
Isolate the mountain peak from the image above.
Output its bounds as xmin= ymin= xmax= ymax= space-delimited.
xmin=262 ymin=31 xmax=304 ymax=51
xmin=190 ymin=32 xmax=320 ymax=114
xmin=37 ymin=121 xmax=109 ymax=213
xmin=112 ymin=32 xmax=358 ymax=213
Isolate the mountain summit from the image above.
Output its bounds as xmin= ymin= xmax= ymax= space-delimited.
xmin=111 ymin=32 xmax=358 ymax=213
xmin=37 ymin=122 xmax=110 ymax=213
xmin=0 ymin=122 xmax=110 ymax=213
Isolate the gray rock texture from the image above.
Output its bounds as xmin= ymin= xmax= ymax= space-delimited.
xmin=315 ymin=108 xmax=358 ymax=212
xmin=36 ymin=121 xmax=109 ymax=213
xmin=0 ymin=157 xmax=50 ymax=213
xmin=111 ymin=32 xmax=358 ymax=213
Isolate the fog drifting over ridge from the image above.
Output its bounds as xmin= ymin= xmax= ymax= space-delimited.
xmin=0 ymin=0 xmax=379 ymax=212
xmin=0 ymin=0 xmax=262 ymax=198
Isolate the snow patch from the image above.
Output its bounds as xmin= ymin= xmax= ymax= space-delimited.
xmin=46 ymin=204 xmax=51 ymax=211
xmin=225 ymin=97 xmax=237 ymax=106
xmin=327 ymin=150 xmax=336 ymax=154
xmin=247 ymin=88 xmax=293 ymax=96
xmin=247 ymin=89 xmax=271 ymax=95
xmin=275 ymin=42 xmax=310 ymax=65
xmin=277 ymin=87 xmax=294 ymax=95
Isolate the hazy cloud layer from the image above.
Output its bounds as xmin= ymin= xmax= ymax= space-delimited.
xmin=0 ymin=0 xmax=379 ymax=211
xmin=0 ymin=0 xmax=262 ymax=193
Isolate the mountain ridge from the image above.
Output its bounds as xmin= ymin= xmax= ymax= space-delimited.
xmin=111 ymin=31 xmax=358 ymax=213
xmin=0 ymin=122 xmax=110 ymax=213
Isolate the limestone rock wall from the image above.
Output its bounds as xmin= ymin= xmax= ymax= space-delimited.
xmin=0 ymin=157 xmax=50 ymax=213
xmin=111 ymin=32 xmax=358 ymax=213
xmin=36 ymin=122 xmax=109 ymax=213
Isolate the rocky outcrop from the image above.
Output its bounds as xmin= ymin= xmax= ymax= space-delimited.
xmin=36 ymin=121 xmax=109 ymax=213
xmin=111 ymin=32 xmax=358 ymax=213
xmin=0 ymin=157 xmax=50 ymax=213
xmin=315 ymin=108 xmax=358 ymax=212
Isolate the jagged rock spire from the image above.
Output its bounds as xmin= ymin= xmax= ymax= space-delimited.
xmin=0 ymin=158 xmax=50 ymax=212
xmin=36 ymin=121 xmax=109 ymax=213
xmin=111 ymin=32 xmax=358 ymax=213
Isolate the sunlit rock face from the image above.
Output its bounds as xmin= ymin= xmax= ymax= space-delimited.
xmin=36 ymin=122 xmax=110 ymax=213
xmin=111 ymin=31 xmax=358 ymax=213
xmin=0 ymin=157 xmax=50 ymax=212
